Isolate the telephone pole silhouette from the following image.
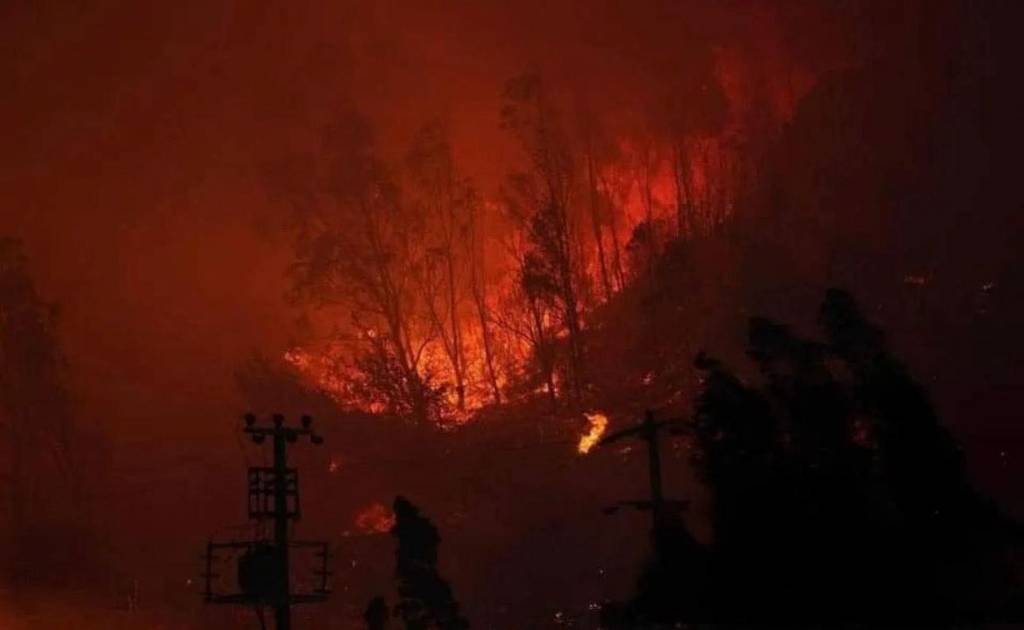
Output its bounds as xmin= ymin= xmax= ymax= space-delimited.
xmin=600 ymin=409 xmax=689 ymax=529
xmin=203 ymin=413 xmax=331 ymax=630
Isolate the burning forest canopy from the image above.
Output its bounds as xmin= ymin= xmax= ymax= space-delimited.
xmin=2 ymin=0 xmax=1024 ymax=627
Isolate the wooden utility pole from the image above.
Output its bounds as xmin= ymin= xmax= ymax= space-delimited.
xmin=600 ymin=409 xmax=688 ymax=529
xmin=204 ymin=414 xmax=331 ymax=630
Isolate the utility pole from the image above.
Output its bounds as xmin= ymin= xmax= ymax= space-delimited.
xmin=203 ymin=413 xmax=331 ymax=630
xmin=599 ymin=409 xmax=688 ymax=529
xmin=602 ymin=410 xmax=709 ymax=620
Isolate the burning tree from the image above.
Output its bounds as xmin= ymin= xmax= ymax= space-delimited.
xmin=406 ymin=122 xmax=479 ymax=413
xmin=278 ymin=113 xmax=518 ymax=423
xmin=464 ymin=197 xmax=503 ymax=406
xmin=270 ymin=58 xmax=768 ymax=423
xmin=499 ymin=234 xmax=562 ymax=410
xmin=501 ymin=73 xmax=587 ymax=404
xmin=657 ymin=21 xmax=730 ymax=239
xmin=289 ymin=112 xmax=446 ymax=424
xmin=576 ymin=105 xmax=624 ymax=302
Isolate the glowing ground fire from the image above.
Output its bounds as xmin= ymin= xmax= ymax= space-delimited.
xmin=577 ymin=412 xmax=609 ymax=454
xmin=355 ymin=502 xmax=396 ymax=534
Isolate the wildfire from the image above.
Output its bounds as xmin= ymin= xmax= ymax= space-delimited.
xmin=354 ymin=502 xmax=395 ymax=534
xmin=283 ymin=346 xmax=352 ymax=403
xmin=577 ymin=412 xmax=609 ymax=455
xmin=280 ymin=115 xmax=745 ymax=427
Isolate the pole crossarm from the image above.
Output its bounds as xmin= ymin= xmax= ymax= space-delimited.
xmin=599 ymin=413 xmax=688 ymax=447
xmin=203 ymin=540 xmax=333 ymax=605
xmin=602 ymin=499 xmax=690 ymax=515
xmin=243 ymin=413 xmax=325 ymax=445
xmin=599 ymin=409 xmax=690 ymax=528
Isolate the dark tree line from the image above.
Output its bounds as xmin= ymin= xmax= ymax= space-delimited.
xmin=604 ymin=289 xmax=1022 ymax=626
xmin=0 ymin=238 xmax=92 ymax=588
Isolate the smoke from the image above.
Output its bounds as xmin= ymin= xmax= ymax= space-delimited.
xmin=0 ymin=0 xmax=872 ymax=584
xmin=4 ymin=0 xmax=1021 ymax=625
xmin=0 ymin=0 xmax=841 ymax=437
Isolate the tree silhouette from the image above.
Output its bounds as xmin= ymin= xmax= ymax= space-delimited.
xmin=392 ymin=496 xmax=469 ymax=630
xmin=601 ymin=508 xmax=711 ymax=628
xmin=406 ymin=121 xmax=479 ymax=412
xmin=0 ymin=238 xmax=83 ymax=587
xmin=365 ymin=595 xmax=390 ymax=630
xmin=818 ymin=288 xmax=1022 ymax=618
xmin=501 ymin=73 xmax=586 ymax=403
xmin=608 ymin=289 xmax=1021 ymax=624
xmin=284 ymin=110 xmax=447 ymax=425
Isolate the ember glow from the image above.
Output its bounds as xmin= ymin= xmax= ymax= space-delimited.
xmin=577 ymin=412 xmax=609 ymax=455
xmin=354 ymin=502 xmax=396 ymax=535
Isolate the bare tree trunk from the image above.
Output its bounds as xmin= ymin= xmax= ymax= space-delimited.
xmin=471 ymin=277 xmax=501 ymax=405
xmin=422 ymin=258 xmax=465 ymax=412
xmin=560 ymin=267 xmax=584 ymax=403
xmin=389 ymin=303 xmax=429 ymax=423
xmin=673 ymin=143 xmax=688 ymax=238
xmin=608 ymin=203 xmax=627 ymax=291
xmin=528 ymin=297 xmax=558 ymax=412
xmin=553 ymin=198 xmax=584 ymax=404
xmin=595 ymin=170 xmax=628 ymax=291
xmin=640 ymin=143 xmax=658 ymax=276
xmin=440 ymin=167 xmax=468 ymax=411
xmin=366 ymin=205 xmax=431 ymax=424
xmin=698 ymin=140 xmax=712 ymax=234
xmin=466 ymin=200 xmax=502 ymax=406
xmin=586 ymin=145 xmax=612 ymax=301
xmin=444 ymin=249 xmax=466 ymax=410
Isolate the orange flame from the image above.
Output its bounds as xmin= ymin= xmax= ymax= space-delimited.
xmin=577 ymin=412 xmax=609 ymax=454
xmin=282 ymin=131 xmax=742 ymax=425
xmin=354 ymin=502 xmax=395 ymax=534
